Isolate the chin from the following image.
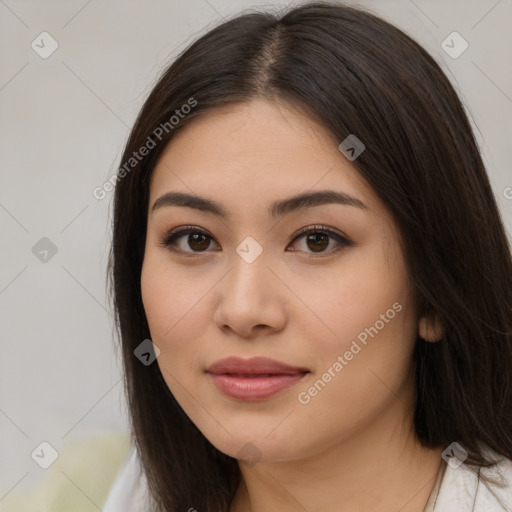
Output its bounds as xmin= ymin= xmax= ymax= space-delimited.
xmin=196 ymin=421 xmax=306 ymax=464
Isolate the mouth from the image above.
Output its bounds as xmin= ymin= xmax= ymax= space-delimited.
xmin=206 ymin=356 xmax=310 ymax=401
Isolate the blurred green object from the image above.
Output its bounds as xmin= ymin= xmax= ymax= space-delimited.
xmin=0 ymin=431 xmax=132 ymax=512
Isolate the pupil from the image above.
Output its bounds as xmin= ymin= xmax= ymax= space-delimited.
xmin=189 ymin=234 xmax=209 ymax=251
xmin=307 ymin=233 xmax=328 ymax=252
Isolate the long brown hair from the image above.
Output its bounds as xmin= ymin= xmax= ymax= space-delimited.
xmin=107 ymin=2 xmax=512 ymax=510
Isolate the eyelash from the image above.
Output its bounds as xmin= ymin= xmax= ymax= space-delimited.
xmin=159 ymin=224 xmax=353 ymax=258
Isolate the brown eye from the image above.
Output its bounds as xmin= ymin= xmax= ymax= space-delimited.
xmin=288 ymin=225 xmax=352 ymax=257
xmin=160 ymin=224 xmax=352 ymax=258
xmin=161 ymin=227 xmax=219 ymax=254
xmin=186 ymin=233 xmax=210 ymax=251
xmin=304 ymin=232 xmax=329 ymax=252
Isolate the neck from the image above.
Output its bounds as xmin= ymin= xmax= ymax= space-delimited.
xmin=230 ymin=405 xmax=443 ymax=512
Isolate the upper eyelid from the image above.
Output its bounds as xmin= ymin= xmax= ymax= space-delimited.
xmin=292 ymin=225 xmax=350 ymax=239
xmin=163 ymin=224 xmax=348 ymax=240
xmin=161 ymin=225 xmax=351 ymax=251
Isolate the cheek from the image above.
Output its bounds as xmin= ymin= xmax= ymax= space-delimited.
xmin=295 ymin=247 xmax=410 ymax=343
xmin=140 ymin=252 xmax=208 ymax=342
xmin=140 ymin=262 xmax=175 ymax=339
xmin=140 ymin=257 xmax=201 ymax=395
xmin=293 ymin=246 xmax=416 ymax=396
xmin=140 ymin=253 xmax=221 ymax=403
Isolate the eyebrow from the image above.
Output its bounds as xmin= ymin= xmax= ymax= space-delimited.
xmin=151 ymin=189 xmax=368 ymax=218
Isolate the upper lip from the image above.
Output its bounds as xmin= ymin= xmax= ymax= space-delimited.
xmin=206 ymin=356 xmax=309 ymax=375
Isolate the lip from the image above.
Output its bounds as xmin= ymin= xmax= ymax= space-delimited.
xmin=206 ymin=356 xmax=309 ymax=401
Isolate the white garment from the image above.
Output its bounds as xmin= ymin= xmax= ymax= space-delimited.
xmin=102 ymin=447 xmax=153 ymax=511
xmin=102 ymin=443 xmax=512 ymax=511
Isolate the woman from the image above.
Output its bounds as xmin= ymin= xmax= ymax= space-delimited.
xmin=103 ymin=1 xmax=512 ymax=511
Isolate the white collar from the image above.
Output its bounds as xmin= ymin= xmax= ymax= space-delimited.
xmin=102 ymin=447 xmax=151 ymax=512
xmin=433 ymin=445 xmax=512 ymax=511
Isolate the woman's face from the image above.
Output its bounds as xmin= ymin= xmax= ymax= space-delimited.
xmin=141 ymin=99 xmax=419 ymax=463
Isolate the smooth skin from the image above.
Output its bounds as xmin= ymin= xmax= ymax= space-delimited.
xmin=140 ymin=99 xmax=445 ymax=512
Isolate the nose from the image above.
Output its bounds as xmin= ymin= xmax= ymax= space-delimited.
xmin=212 ymin=249 xmax=288 ymax=339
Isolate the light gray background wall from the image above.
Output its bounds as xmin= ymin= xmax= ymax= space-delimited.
xmin=1 ymin=0 xmax=511 ymax=503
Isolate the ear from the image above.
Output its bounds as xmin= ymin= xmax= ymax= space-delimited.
xmin=418 ymin=313 xmax=444 ymax=343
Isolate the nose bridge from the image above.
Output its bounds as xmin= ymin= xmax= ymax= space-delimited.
xmin=228 ymin=236 xmax=271 ymax=302
xmin=213 ymin=235 xmax=287 ymax=336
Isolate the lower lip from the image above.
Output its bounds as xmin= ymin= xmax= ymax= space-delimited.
xmin=208 ymin=372 xmax=308 ymax=401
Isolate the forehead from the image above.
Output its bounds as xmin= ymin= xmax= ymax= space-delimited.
xmin=149 ymin=99 xmax=377 ymax=215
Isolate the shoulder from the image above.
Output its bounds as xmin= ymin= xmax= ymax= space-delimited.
xmin=436 ymin=443 xmax=512 ymax=511
xmin=102 ymin=444 xmax=154 ymax=512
